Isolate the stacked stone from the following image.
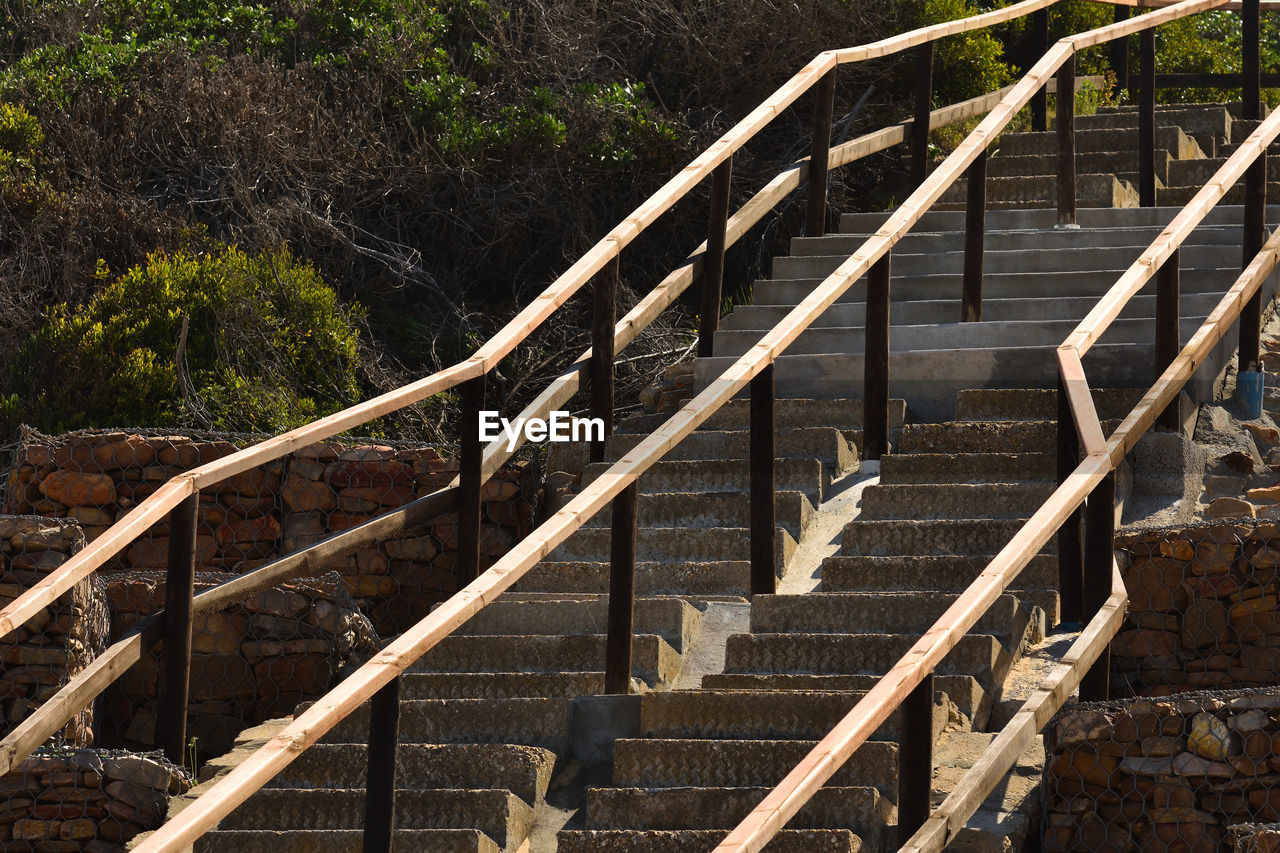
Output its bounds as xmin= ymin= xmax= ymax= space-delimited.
xmin=1045 ymin=689 xmax=1280 ymax=853
xmin=0 ymin=517 xmax=107 ymax=746
xmin=100 ymin=572 xmax=377 ymax=757
xmin=1113 ymin=521 xmax=1280 ymax=697
xmin=1232 ymin=823 xmax=1280 ymax=853
xmin=0 ymin=749 xmax=190 ymax=852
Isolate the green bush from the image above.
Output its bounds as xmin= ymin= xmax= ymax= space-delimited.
xmin=17 ymin=245 xmax=363 ymax=434
xmin=914 ymin=0 xmax=1012 ymax=105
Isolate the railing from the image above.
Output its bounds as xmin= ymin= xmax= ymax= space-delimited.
xmin=0 ymin=0 xmax=1273 ymax=850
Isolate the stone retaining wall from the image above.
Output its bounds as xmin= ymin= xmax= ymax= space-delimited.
xmin=0 ymin=749 xmax=190 ymax=852
xmin=1112 ymin=520 xmax=1280 ymax=698
xmin=1045 ymin=688 xmax=1280 ymax=853
xmin=0 ymin=517 xmax=108 ymax=746
xmin=4 ymin=428 xmax=539 ymax=634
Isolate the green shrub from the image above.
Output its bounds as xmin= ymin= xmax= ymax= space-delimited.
xmin=17 ymin=245 xmax=363 ymax=434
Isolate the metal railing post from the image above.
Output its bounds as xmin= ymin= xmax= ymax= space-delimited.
xmin=1056 ymin=54 xmax=1077 ymax=226
xmin=157 ymin=492 xmax=199 ymax=765
xmin=1031 ymin=9 xmax=1049 ymax=131
xmin=806 ymin=69 xmax=837 ymax=237
xmin=458 ymin=375 xmax=486 ymax=586
xmin=1110 ymin=6 xmax=1130 ymax=97
xmin=698 ymin=157 xmax=733 ymax=359
xmin=590 ymin=257 xmax=618 ymax=464
xmin=604 ymin=483 xmax=639 ymax=694
xmin=1156 ymin=249 xmax=1181 ymax=431
xmin=898 ymin=670 xmax=935 ymax=845
xmin=362 ymin=675 xmax=400 ymax=853
xmin=962 ymin=148 xmax=987 ymax=322
xmin=1139 ymin=28 xmax=1156 ymax=207
xmin=863 ymin=254 xmax=892 ymax=460
xmin=912 ymin=42 xmax=935 ymax=185
xmin=1242 ymin=0 xmax=1265 ymax=373
xmin=1056 ymin=378 xmax=1084 ymax=624
xmin=750 ymin=364 xmax=776 ymax=596
xmin=1080 ymin=472 xmax=1116 ymax=701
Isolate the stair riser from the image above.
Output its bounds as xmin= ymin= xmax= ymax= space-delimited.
xmin=838 ymin=203 xmax=1267 ymax=232
xmin=935 ymin=174 xmax=1137 ymax=207
xmin=557 ymin=829 xmax=862 ymax=853
xmin=581 ymin=458 xmax=827 ymax=504
xmin=550 ymin=527 xmax=794 ymax=569
xmin=954 ymin=387 xmax=1148 ymax=421
xmin=992 ymin=126 xmax=1199 ymax=158
xmin=722 ymin=633 xmax=1002 ymax=681
xmin=748 ymin=592 xmax=1022 ymax=637
xmin=517 ymin=561 xmax=752 ymax=597
xmin=584 ymin=491 xmax=812 ymax=539
xmin=841 ymin=519 xmax=1056 ymax=557
xmin=1168 ymin=157 xmax=1280 ymax=186
xmin=320 ymin=699 xmax=572 ymax=752
xmin=197 ymin=830 xmax=499 ymax=853
xmin=820 ymin=555 xmax=1059 ymax=594
xmin=878 ymin=453 xmax=1056 ymax=483
xmin=898 ymin=422 xmax=1054 ymax=453
xmin=981 ymin=150 xmax=1173 ymax=179
xmin=602 ymin=429 xmax=855 ymax=471
xmin=401 ymin=671 xmax=606 ymax=700
xmin=411 ymin=634 xmax=680 ymax=686
xmin=858 ymin=483 xmax=1057 ymax=519
xmin=452 ymin=598 xmax=698 ymax=652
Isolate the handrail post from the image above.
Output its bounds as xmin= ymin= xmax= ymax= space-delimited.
xmin=698 ymin=157 xmax=733 ymax=359
xmin=898 ymin=670 xmax=935 ymax=846
xmin=911 ymin=41 xmax=935 ymax=185
xmin=1030 ymin=9 xmax=1049 ymax=132
xmin=590 ymin=257 xmax=618 ymax=464
xmin=1241 ymin=0 xmax=1265 ymax=373
xmin=1056 ymin=53 xmax=1077 ymax=226
xmin=1056 ymin=377 xmax=1083 ymax=624
xmin=362 ymin=674 xmax=400 ymax=853
xmin=157 ymin=491 xmax=199 ymax=765
xmin=1138 ymin=28 xmax=1156 ymax=207
xmin=1156 ymin=249 xmax=1181 ymax=431
xmin=750 ymin=364 xmax=776 ymax=596
xmin=1081 ymin=472 xmax=1115 ymax=702
xmin=458 ymin=375 xmax=486 ymax=586
xmin=806 ymin=69 xmax=837 ymax=237
xmin=604 ymin=483 xmax=638 ymax=694
xmin=1110 ymin=6 xmax=1130 ymax=98
xmin=962 ymin=148 xmax=987 ymax=322
xmin=863 ymin=254 xmax=892 ymax=460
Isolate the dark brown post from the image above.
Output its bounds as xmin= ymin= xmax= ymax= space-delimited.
xmin=1138 ymin=28 xmax=1156 ymax=208
xmin=698 ymin=157 xmax=733 ymax=359
xmin=1241 ymin=0 xmax=1265 ymax=373
xmin=1156 ymin=249 xmax=1181 ymax=431
xmin=604 ymin=482 xmax=639 ymax=694
xmin=863 ymin=254 xmax=892 ymax=460
xmin=1080 ymin=472 xmax=1116 ymax=702
xmin=898 ymin=671 xmax=935 ymax=845
xmin=962 ymin=148 xmax=987 ymax=322
xmin=1056 ymin=378 xmax=1084 ymax=625
xmin=157 ymin=492 xmax=199 ymax=765
xmin=590 ymin=257 xmax=618 ymax=463
xmin=362 ymin=675 xmax=400 ymax=853
xmin=911 ymin=41 xmax=935 ymax=185
xmin=1110 ymin=6 xmax=1130 ymax=97
xmin=458 ymin=374 xmax=485 ymax=586
xmin=750 ymin=364 xmax=776 ymax=596
xmin=806 ymin=69 xmax=837 ymax=237
xmin=1031 ymin=9 xmax=1049 ymax=132
xmin=1056 ymin=54 xmax=1077 ymax=226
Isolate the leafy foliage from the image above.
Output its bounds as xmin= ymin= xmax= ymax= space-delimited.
xmin=16 ymin=245 xmax=363 ymax=434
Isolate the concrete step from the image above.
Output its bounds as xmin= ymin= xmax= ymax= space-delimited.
xmin=838 ymin=203 xmax=1268 ymax=233
xmin=320 ymin=698 xmax=572 ymax=751
xmin=1083 ymin=104 xmax=1231 ymax=146
xmin=581 ymin=458 xmax=828 ymax=504
xmin=747 ymin=591 xmax=1024 ymax=637
xmin=582 ymin=786 xmax=892 ymax=840
xmin=517 ymin=560 xmax=754 ymax=596
xmin=992 ymin=125 xmax=1202 ymax=158
xmin=711 ymin=315 xmax=1210 ymax=358
xmin=954 ymin=387 xmax=1147 ymax=421
xmin=820 ymin=554 xmax=1058 ymax=593
xmin=771 ymin=242 xmax=1236 ymax=280
xmin=612 ymin=737 xmax=897 ymax=793
xmin=898 ymin=420 xmax=1056 ymax=453
xmin=410 ymin=634 xmax=681 ymax=686
xmin=216 ymin=788 xmax=531 ymax=850
xmin=693 ymin=673 xmax=985 ymax=722
xmin=450 ymin=596 xmax=699 ymax=652
xmin=935 ymin=173 xmax=1137 ymax=208
xmin=265 ymin=743 xmax=556 ymax=805
xmin=617 ymin=397 xmax=905 ymax=432
xmin=721 ymin=632 xmax=1003 ymax=681
xmin=196 ymin=829 xmax=500 ymax=853
xmin=1167 ymin=155 xmax=1280 ymax=186
xmin=557 ymin=829 xmax=864 ymax=853
xmin=1159 ymin=181 xmax=1280 ymax=206
xmin=401 ymin=671 xmax=606 ymax=699
xmin=750 ymin=265 xmax=1240 ymax=306
xmin=878 ymin=452 xmax=1055 ymax=483
xmin=982 ymin=149 xmax=1173 ymax=181
xmin=858 ymin=482 xmax=1057 ymax=519
xmin=841 ymin=518 xmax=1054 ymax=557
xmin=720 ymin=292 xmax=1226 ymax=332
xmin=550 ymin=526 xmax=796 ymax=570
xmin=603 ymin=427 xmax=857 ymax=471
xmin=584 ymin=490 xmax=813 ymax=539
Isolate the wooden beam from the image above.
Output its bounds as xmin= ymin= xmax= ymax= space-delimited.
xmin=1057 ymin=348 xmax=1108 ymax=458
